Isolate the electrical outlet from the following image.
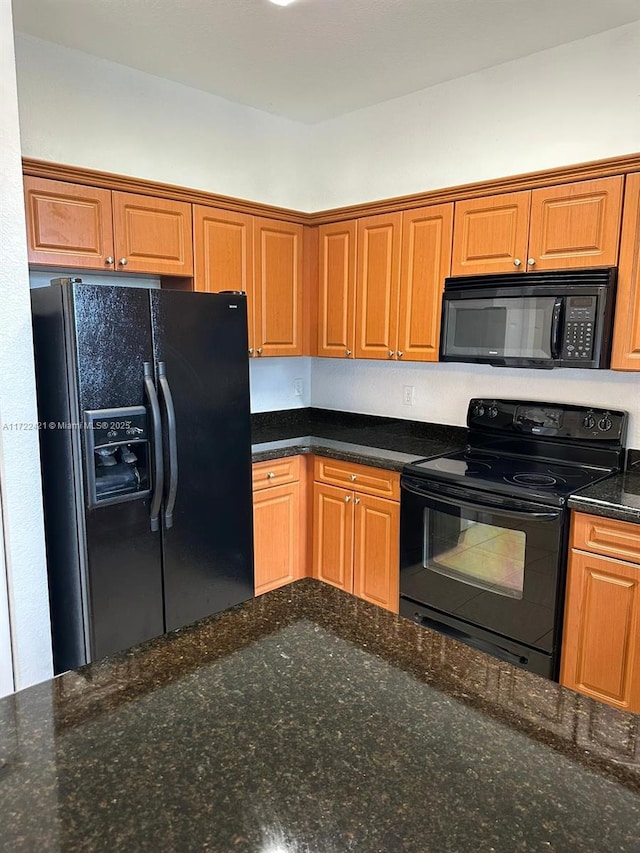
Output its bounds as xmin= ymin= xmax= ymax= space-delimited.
xmin=293 ymin=378 xmax=304 ymax=397
xmin=403 ymin=385 xmax=415 ymax=406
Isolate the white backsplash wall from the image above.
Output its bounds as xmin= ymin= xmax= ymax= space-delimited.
xmin=250 ymin=358 xmax=312 ymax=413
xmin=311 ymin=359 xmax=640 ymax=449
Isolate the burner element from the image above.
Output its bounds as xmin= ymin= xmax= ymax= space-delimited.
xmin=510 ymin=472 xmax=558 ymax=487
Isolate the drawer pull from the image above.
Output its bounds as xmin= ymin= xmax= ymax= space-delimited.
xmin=267 ymin=472 xmax=275 ymax=479
xmin=350 ymin=474 xmax=357 ymax=482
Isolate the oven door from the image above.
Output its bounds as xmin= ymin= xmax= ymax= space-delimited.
xmin=400 ymin=476 xmax=566 ymax=655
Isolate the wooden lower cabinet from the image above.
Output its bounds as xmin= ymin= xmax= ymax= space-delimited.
xmin=252 ymin=457 xmax=306 ymax=596
xmin=312 ymin=473 xmax=399 ymax=613
xmin=561 ymin=513 xmax=640 ymax=713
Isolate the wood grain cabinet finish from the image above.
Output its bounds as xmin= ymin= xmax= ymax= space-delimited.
xmin=317 ymin=220 xmax=357 ymax=358
xmin=23 ymin=177 xmax=194 ymax=276
xmin=355 ymin=212 xmax=402 ymax=359
xmin=612 ymin=173 xmax=640 ymax=370
xmin=312 ymin=460 xmax=400 ymax=613
xmin=23 ymin=176 xmax=115 ymax=269
xmin=451 ymin=177 xmax=623 ymax=277
xmin=313 ymin=457 xmax=400 ymax=500
xmin=254 ymin=217 xmax=304 ymax=357
xmin=398 ymin=204 xmax=453 ymax=361
xmin=252 ymin=456 xmax=306 ymax=596
xmin=561 ymin=512 xmax=640 ymax=713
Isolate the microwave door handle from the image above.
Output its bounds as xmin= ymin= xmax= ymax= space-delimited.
xmin=401 ymin=480 xmax=561 ymax=520
xmin=550 ymin=298 xmax=564 ymax=359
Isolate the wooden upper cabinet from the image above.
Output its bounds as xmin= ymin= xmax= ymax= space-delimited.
xmin=451 ymin=191 xmax=530 ymax=276
xmin=254 ymin=217 xmax=304 ymax=357
xmin=112 ymin=192 xmax=193 ymax=276
xmin=317 ymin=220 xmax=356 ymax=358
xmin=612 ymin=173 xmax=640 ymax=370
xmin=355 ymin=212 xmax=402 ymax=359
xmin=23 ymin=176 xmax=115 ymax=269
xmin=398 ymin=204 xmax=453 ymax=362
xmin=528 ymin=176 xmax=623 ymax=271
xmin=352 ymin=493 xmax=399 ymax=613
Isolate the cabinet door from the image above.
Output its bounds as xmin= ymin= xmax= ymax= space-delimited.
xmin=353 ymin=494 xmax=399 ymax=613
xmin=355 ymin=213 xmax=402 ymax=359
xmin=254 ymin=218 xmax=304 ymax=356
xmin=451 ymin=191 xmax=530 ymax=276
xmin=193 ymin=205 xmax=254 ymax=351
xmin=23 ymin=176 xmax=114 ymax=269
xmin=528 ymin=176 xmax=623 ymax=271
xmin=253 ymin=481 xmax=302 ymax=596
xmin=612 ymin=173 xmax=640 ymax=370
xmin=112 ymin=192 xmax=193 ymax=276
xmin=317 ymin=221 xmax=356 ymax=358
xmin=398 ymin=204 xmax=453 ymax=362
xmin=561 ymin=549 xmax=640 ymax=713
xmin=312 ymin=482 xmax=354 ymax=593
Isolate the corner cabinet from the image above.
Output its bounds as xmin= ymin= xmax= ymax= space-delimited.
xmin=451 ymin=176 xmax=624 ymax=276
xmin=611 ymin=173 xmax=640 ymax=370
xmin=23 ymin=176 xmax=193 ymax=276
xmin=252 ymin=456 xmax=307 ymax=596
xmin=561 ymin=512 xmax=640 ymax=713
xmin=312 ymin=458 xmax=400 ymax=613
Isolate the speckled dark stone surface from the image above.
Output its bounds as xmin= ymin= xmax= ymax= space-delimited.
xmin=568 ymin=470 xmax=640 ymax=523
xmin=252 ymin=408 xmax=465 ymax=472
xmin=1 ymin=579 xmax=638 ymax=852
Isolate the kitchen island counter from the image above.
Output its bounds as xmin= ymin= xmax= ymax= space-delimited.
xmin=1 ymin=579 xmax=638 ymax=852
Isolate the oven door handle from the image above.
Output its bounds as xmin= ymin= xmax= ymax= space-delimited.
xmin=401 ymin=479 xmax=562 ymax=520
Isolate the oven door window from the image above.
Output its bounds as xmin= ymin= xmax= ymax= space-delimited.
xmin=424 ymin=510 xmax=525 ymax=599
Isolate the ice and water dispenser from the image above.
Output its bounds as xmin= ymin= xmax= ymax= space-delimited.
xmin=85 ymin=407 xmax=151 ymax=507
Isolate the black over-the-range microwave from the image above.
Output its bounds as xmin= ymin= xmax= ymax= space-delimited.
xmin=439 ymin=267 xmax=617 ymax=369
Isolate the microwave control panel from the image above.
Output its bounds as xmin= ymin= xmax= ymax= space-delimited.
xmin=562 ymin=296 xmax=597 ymax=361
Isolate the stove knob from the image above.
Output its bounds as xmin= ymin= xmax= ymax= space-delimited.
xmin=582 ymin=414 xmax=596 ymax=430
xmin=598 ymin=416 xmax=613 ymax=432
xmin=488 ymin=405 xmax=499 ymax=419
xmin=472 ymin=404 xmax=485 ymax=418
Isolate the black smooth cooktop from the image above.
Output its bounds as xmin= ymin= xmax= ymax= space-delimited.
xmin=404 ymin=449 xmax=616 ymax=507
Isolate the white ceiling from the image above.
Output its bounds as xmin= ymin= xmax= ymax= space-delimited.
xmin=12 ymin=0 xmax=640 ymax=124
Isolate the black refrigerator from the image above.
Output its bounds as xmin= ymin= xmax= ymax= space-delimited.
xmin=31 ymin=281 xmax=254 ymax=674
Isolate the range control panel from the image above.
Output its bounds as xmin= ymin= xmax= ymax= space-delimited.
xmin=467 ymin=399 xmax=627 ymax=442
xmin=562 ymin=296 xmax=597 ymax=361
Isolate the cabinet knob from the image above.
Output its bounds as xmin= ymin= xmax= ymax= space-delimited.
xmin=388 ymin=349 xmax=394 ymax=358
xmin=397 ymin=351 xmax=404 ymax=358
xmin=345 ymin=349 xmax=352 ymax=357
xmin=119 ymin=257 xmax=128 ymax=266
xmin=267 ymin=472 xmax=275 ymax=479
xmin=527 ymin=258 xmax=536 ymax=267
xmin=344 ymin=495 xmax=351 ymax=503
xmin=350 ymin=474 xmax=357 ymax=481
xmin=256 ymin=347 xmax=263 ymax=356
xmin=354 ymin=497 xmax=361 ymax=505
xmin=513 ymin=258 xmax=522 ymax=267
xmin=248 ymin=348 xmax=254 ymax=356
xmin=105 ymin=256 xmax=114 ymax=265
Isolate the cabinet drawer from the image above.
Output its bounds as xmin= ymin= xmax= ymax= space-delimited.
xmin=572 ymin=513 xmax=640 ymax=565
xmin=252 ymin=456 xmax=301 ymax=490
xmin=314 ymin=457 xmax=400 ymax=501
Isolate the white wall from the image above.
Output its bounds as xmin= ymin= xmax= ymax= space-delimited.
xmin=14 ymin=34 xmax=310 ymax=211
xmin=250 ymin=359 xmax=311 ymax=413
xmin=0 ymin=1 xmax=52 ymax=692
xmin=306 ymin=22 xmax=640 ymax=209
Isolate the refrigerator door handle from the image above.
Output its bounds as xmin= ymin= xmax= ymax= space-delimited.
xmin=143 ymin=362 xmax=164 ymax=532
xmin=157 ymin=361 xmax=178 ymax=529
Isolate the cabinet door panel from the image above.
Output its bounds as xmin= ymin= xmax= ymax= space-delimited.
xmin=612 ymin=173 xmax=640 ymax=370
xmin=561 ymin=550 xmax=640 ymax=712
xmin=253 ymin=481 xmax=302 ymax=596
xmin=398 ymin=204 xmax=453 ymax=362
xmin=112 ymin=192 xmax=193 ymax=276
xmin=23 ymin=176 xmax=114 ymax=269
xmin=528 ymin=177 xmax=623 ymax=270
xmin=254 ymin=218 xmax=304 ymax=356
xmin=451 ymin=191 xmax=530 ymax=276
xmin=355 ymin=213 xmax=402 ymax=359
xmin=317 ymin=221 xmax=356 ymax=358
xmin=312 ymin=483 xmax=354 ymax=593
xmin=353 ymin=494 xmax=399 ymax=613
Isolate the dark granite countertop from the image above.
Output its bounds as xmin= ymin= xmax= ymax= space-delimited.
xmin=1 ymin=579 xmax=638 ymax=852
xmin=251 ymin=408 xmax=466 ymax=472
xmin=568 ymin=469 xmax=640 ymax=523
